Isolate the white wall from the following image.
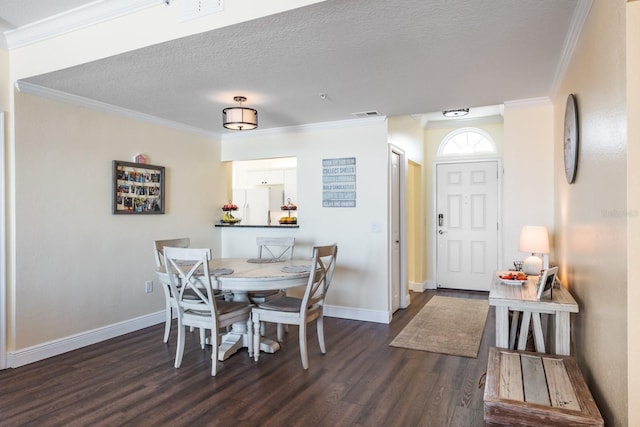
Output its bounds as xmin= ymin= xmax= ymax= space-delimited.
xmin=11 ymin=91 xmax=225 ymax=354
xmin=221 ymin=118 xmax=393 ymax=322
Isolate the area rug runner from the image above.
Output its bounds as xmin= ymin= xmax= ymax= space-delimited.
xmin=389 ymin=296 xmax=489 ymax=358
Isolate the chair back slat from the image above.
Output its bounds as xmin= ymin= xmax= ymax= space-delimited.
xmin=257 ymin=236 xmax=295 ymax=260
xmin=301 ymin=244 xmax=338 ymax=311
xmin=164 ymin=247 xmax=216 ymax=313
xmin=154 ymin=238 xmax=190 ymax=267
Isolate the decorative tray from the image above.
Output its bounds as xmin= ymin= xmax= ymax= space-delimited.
xmin=220 ymin=218 xmax=241 ymax=224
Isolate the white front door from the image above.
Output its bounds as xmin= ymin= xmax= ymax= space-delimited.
xmin=435 ymin=161 xmax=499 ymax=291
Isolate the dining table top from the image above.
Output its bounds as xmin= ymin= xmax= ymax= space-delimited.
xmin=157 ymin=257 xmax=313 ymax=292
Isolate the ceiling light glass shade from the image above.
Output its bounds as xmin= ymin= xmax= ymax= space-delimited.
xmin=223 ymin=96 xmax=258 ymax=130
xmin=443 ymin=108 xmax=469 ymax=117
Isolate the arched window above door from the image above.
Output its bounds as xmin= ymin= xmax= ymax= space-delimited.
xmin=437 ymin=128 xmax=496 ymax=157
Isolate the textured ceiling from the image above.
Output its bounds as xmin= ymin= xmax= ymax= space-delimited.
xmin=4 ymin=0 xmax=583 ymax=135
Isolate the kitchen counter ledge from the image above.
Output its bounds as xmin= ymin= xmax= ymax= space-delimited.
xmin=214 ymin=223 xmax=299 ymax=228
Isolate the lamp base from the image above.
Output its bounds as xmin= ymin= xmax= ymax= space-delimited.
xmin=522 ymin=255 xmax=543 ymax=275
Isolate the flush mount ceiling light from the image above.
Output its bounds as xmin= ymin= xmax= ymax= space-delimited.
xmin=442 ymin=108 xmax=470 ymax=117
xmin=223 ymin=96 xmax=258 ymax=130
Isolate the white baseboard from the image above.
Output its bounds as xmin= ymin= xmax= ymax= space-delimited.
xmin=7 ymin=304 xmax=391 ymax=368
xmin=8 ymin=311 xmax=165 ymax=368
xmin=425 ymin=280 xmax=437 ymax=290
xmin=409 ymin=281 xmax=428 ymax=292
xmin=324 ymin=304 xmax=391 ymax=324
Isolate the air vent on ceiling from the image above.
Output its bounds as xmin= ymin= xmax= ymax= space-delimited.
xmin=179 ymin=0 xmax=224 ymax=22
xmin=352 ymin=111 xmax=380 ymax=118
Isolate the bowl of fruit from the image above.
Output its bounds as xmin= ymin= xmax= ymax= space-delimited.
xmin=222 ymin=201 xmax=238 ymax=211
xmin=279 ymin=216 xmax=297 ymax=225
xmin=221 ymin=211 xmax=241 ymax=224
xmin=498 ymin=271 xmax=528 ymax=285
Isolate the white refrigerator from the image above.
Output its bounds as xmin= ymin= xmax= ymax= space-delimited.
xmin=233 ymin=186 xmax=284 ymax=225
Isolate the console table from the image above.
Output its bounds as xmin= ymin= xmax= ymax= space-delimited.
xmin=489 ymin=273 xmax=579 ymax=356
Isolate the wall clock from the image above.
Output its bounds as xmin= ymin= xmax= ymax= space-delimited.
xmin=564 ymin=94 xmax=579 ymax=184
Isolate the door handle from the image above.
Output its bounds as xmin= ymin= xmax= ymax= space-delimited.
xmin=438 ymin=229 xmax=447 ymax=235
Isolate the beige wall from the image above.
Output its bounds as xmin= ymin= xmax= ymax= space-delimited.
xmin=554 ymin=1 xmax=628 ymax=425
xmin=503 ymin=100 xmax=555 ymax=267
xmin=407 ymin=160 xmax=424 ymax=286
xmin=627 ymin=1 xmax=639 ymax=425
xmin=12 ymin=91 xmax=225 ymax=349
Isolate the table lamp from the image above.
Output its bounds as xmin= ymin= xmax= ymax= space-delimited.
xmin=518 ymin=226 xmax=549 ymax=275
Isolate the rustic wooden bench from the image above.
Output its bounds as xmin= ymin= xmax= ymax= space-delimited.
xmin=484 ymin=347 xmax=603 ymax=426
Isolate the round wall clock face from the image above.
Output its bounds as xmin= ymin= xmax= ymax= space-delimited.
xmin=564 ymin=94 xmax=579 ymax=184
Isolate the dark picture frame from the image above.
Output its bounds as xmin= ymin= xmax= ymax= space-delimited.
xmin=113 ymin=160 xmax=165 ymax=214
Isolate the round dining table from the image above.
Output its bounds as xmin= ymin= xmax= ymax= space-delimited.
xmin=206 ymin=258 xmax=312 ymax=361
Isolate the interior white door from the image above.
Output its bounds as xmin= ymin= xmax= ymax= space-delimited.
xmin=436 ymin=161 xmax=498 ymax=291
xmin=391 ymin=151 xmax=401 ymax=312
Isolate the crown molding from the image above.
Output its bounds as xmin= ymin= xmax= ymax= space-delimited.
xmin=549 ymin=0 xmax=594 ymax=97
xmin=3 ymin=0 xmax=164 ymax=49
xmin=424 ymin=114 xmax=504 ymax=130
xmin=16 ymin=80 xmax=218 ymax=138
xmin=503 ymin=97 xmax=552 ymax=109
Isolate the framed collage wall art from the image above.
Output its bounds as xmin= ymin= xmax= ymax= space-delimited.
xmin=112 ymin=160 xmax=165 ymax=214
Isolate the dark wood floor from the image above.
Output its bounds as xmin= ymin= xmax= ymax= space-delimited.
xmin=0 ymin=289 xmax=493 ymax=427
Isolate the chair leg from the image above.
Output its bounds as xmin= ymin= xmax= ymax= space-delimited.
xmin=277 ymin=323 xmax=284 ymax=342
xmin=317 ymin=316 xmax=326 ymax=354
xmin=253 ymin=314 xmax=261 ymax=362
xmin=299 ymin=322 xmax=309 ymax=370
xmin=211 ymin=325 xmax=219 ymax=377
xmin=247 ymin=317 xmax=253 ymax=357
xmin=200 ymin=328 xmax=206 ymax=349
xmin=163 ymin=305 xmax=172 ymax=343
xmin=260 ymin=321 xmax=266 ymax=337
xmin=175 ymin=323 xmax=185 ymax=369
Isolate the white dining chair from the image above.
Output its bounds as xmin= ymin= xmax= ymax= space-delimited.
xmin=257 ymin=236 xmax=295 ymax=261
xmin=154 ymin=237 xmax=191 ymax=343
xmin=249 ymin=236 xmax=295 ymax=302
xmin=249 ymin=236 xmax=296 ymax=337
xmin=252 ymin=244 xmax=337 ymax=369
xmin=164 ymin=247 xmax=252 ymax=376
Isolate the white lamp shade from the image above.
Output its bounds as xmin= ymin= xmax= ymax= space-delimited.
xmin=518 ymin=226 xmax=549 ymax=254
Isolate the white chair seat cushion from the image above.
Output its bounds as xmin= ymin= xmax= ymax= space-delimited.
xmin=248 ymin=290 xmax=283 ymax=302
xmin=217 ymin=300 xmax=252 ymax=315
xmin=257 ymin=296 xmax=302 ymax=312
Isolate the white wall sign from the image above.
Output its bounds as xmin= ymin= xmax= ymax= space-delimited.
xmin=322 ymin=157 xmax=356 ymax=207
